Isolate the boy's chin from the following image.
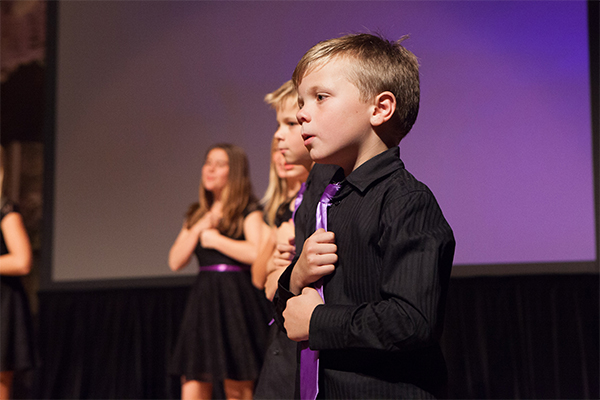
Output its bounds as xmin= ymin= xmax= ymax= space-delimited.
xmin=309 ymin=150 xmax=332 ymax=165
xmin=283 ymin=155 xmax=299 ymax=165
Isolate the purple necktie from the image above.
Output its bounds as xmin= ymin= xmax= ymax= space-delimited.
xmin=291 ymin=182 xmax=307 ymax=222
xmin=300 ymin=182 xmax=341 ymax=400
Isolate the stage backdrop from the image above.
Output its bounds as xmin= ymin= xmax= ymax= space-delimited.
xmin=45 ymin=1 xmax=597 ymax=289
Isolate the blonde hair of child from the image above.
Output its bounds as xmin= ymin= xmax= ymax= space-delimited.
xmin=264 ymin=80 xmax=298 ymax=112
xmin=260 ymin=80 xmax=299 ymax=226
xmin=292 ymin=33 xmax=420 ymax=143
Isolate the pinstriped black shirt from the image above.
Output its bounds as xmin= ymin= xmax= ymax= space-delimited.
xmin=276 ymin=146 xmax=455 ymax=399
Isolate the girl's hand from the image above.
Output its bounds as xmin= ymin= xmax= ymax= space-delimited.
xmin=200 ymin=228 xmax=221 ymax=249
xmin=191 ymin=210 xmax=221 ymax=236
xmin=208 ymin=205 xmax=223 ymax=226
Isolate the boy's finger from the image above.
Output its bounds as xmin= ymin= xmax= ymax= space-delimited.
xmin=277 ymin=243 xmax=296 ymax=252
xmin=314 ymin=230 xmax=336 ymax=243
xmin=301 ymin=286 xmax=318 ymax=296
xmin=315 ymin=243 xmax=337 ymax=254
xmin=314 ymin=264 xmax=336 ymax=277
xmin=315 ymin=255 xmax=338 ymax=270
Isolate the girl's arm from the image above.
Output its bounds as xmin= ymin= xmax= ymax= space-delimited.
xmin=250 ymin=222 xmax=276 ymax=289
xmin=200 ymin=210 xmax=264 ymax=266
xmin=263 ymin=221 xmax=296 ymax=300
xmin=168 ymin=212 xmax=216 ymax=271
xmin=0 ymin=212 xmax=33 ymax=276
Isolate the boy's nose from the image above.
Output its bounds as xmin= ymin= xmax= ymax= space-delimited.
xmin=274 ymin=127 xmax=285 ymax=139
xmin=296 ymin=108 xmax=309 ymax=124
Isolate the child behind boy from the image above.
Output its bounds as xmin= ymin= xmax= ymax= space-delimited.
xmin=275 ymin=33 xmax=456 ymax=399
xmin=254 ymin=80 xmax=331 ymax=400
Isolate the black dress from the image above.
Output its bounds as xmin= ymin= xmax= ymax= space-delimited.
xmin=254 ymin=200 xmax=298 ymax=399
xmin=169 ymin=210 xmax=271 ymax=382
xmin=0 ymin=201 xmax=37 ymax=372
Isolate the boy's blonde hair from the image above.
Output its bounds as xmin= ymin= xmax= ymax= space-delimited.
xmin=264 ymin=80 xmax=298 ymax=112
xmin=292 ymin=33 xmax=420 ymax=143
xmin=260 ymin=81 xmax=299 ymax=226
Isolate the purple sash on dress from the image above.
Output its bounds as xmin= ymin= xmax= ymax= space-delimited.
xmin=199 ymin=264 xmax=250 ymax=272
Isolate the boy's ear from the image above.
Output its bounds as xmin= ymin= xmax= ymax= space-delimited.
xmin=370 ymin=91 xmax=396 ymax=127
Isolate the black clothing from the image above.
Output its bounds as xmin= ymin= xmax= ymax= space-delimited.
xmin=253 ymin=323 xmax=297 ymax=400
xmin=276 ymin=147 xmax=455 ymax=399
xmin=254 ymin=198 xmax=297 ymax=400
xmin=0 ymin=201 xmax=38 ymax=372
xmin=274 ymin=199 xmax=293 ymax=227
xmin=169 ymin=207 xmax=270 ymax=382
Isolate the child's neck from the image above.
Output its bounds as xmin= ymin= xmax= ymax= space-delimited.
xmin=287 ymin=180 xmax=303 ymax=198
xmin=300 ymin=159 xmax=314 ymax=174
xmin=342 ymin=139 xmax=389 ymax=176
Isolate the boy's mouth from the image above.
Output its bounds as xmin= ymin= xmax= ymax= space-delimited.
xmin=302 ymin=133 xmax=314 ymax=146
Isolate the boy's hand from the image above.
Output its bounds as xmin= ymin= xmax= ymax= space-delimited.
xmin=283 ymin=287 xmax=323 ymax=341
xmin=269 ymin=222 xmax=296 ymax=273
xmin=277 ymin=221 xmax=295 ymax=245
xmin=290 ymin=228 xmax=337 ymax=295
xmin=270 ymin=241 xmax=295 ymax=271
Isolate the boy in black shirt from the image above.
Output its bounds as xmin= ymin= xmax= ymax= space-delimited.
xmin=276 ymin=33 xmax=456 ymax=399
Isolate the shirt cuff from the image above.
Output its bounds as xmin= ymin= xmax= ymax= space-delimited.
xmin=309 ymin=303 xmax=352 ymax=350
xmin=273 ymin=263 xmax=295 ymax=330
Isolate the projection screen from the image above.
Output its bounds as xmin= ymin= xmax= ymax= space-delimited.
xmin=44 ymin=1 xmax=597 ymax=289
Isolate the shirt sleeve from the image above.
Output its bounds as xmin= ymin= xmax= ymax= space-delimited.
xmin=273 ymin=256 xmax=297 ymax=332
xmin=308 ymin=189 xmax=455 ymax=352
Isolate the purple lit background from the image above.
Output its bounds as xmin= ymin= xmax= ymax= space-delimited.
xmin=52 ymin=1 xmax=595 ymax=282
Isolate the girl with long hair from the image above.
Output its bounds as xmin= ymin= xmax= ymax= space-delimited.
xmin=168 ymin=143 xmax=269 ymax=400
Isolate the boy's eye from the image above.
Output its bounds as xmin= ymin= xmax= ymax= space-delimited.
xmin=316 ymin=94 xmax=326 ymax=101
xmin=288 ymin=121 xmax=297 ymax=127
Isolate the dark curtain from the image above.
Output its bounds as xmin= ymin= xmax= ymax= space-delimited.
xmin=26 ymin=274 xmax=599 ymax=399
xmin=34 ymin=286 xmax=189 ymax=399
xmin=441 ymin=274 xmax=599 ymax=399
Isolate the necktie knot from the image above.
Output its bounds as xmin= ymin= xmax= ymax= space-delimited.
xmin=319 ymin=182 xmax=341 ymax=205
xmin=315 ymin=183 xmax=340 ymax=232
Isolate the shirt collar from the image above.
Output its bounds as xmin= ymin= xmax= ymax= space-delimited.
xmin=344 ymin=146 xmax=404 ymax=193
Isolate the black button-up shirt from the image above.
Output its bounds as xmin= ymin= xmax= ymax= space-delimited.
xmin=276 ymin=146 xmax=455 ymax=399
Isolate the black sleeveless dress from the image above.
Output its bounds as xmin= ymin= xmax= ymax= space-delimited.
xmin=169 ymin=210 xmax=271 ymax=382
xmin=0 ymin=201 xmax=37 ymax=372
